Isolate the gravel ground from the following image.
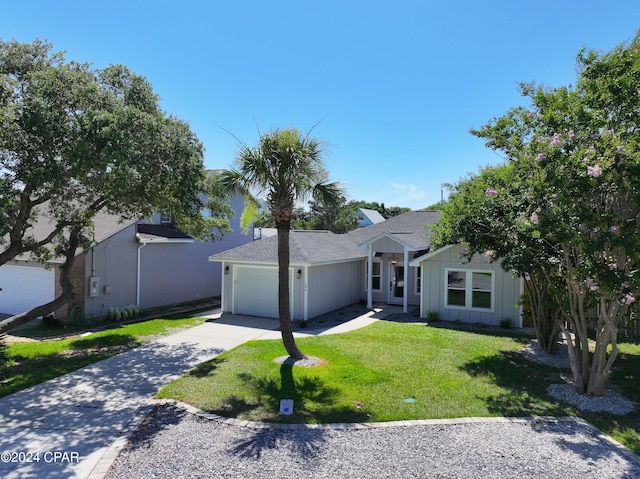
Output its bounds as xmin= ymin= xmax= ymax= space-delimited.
xmin=106 ymin=404 xmax=640 ymax=479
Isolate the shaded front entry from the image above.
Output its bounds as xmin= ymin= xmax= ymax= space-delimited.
xmin=389 ymin=263 xmax=404 ymax=304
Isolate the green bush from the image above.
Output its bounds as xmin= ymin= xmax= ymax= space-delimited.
xmin=426 ymin=311 xmax=440 ymax=322
xmin=0 ymin=334 xmax=9 ymax=377
xmin=499 ymin=317 xmax=513 ymax=329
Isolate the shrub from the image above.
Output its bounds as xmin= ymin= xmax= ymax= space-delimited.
xmin=499 ymin=317 xmax=513 ymax=329
xmin=426 ymin=311 xmax=440 ymax=322
xmin=0 ymin=334 xmax=9 ymax=376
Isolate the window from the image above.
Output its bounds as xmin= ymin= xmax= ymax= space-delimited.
xmin=366 ymin=260 xmax=382 ymax=291
xmin=160 ymin=212 xmax=173 ymax=225
xmin=415 ymin=266 xmax=422 ymax=294
xmin=445 ymin=269 xmax=494 ymax=311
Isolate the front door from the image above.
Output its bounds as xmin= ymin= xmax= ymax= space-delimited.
xmin=389 ymin=263 xmax=405 ymax=304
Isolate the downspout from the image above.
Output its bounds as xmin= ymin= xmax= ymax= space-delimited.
xmin=220 ymin=261 xmax=226 ymax=312
xmin=403 ymin=249 xmax=409 ymax=313
xmin=419 ymin=259 xmax=425 ymax=319
xmin=136 ymin=236 xmax=146 ymax=307
xmin=303 ymin=266 xmax=309 ymax=321
xmin=367 ymin=244 xmax=373 ymax=309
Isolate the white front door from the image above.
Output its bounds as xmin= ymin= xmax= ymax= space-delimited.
xmin=388 ymin=263 xmax=405 ymax=304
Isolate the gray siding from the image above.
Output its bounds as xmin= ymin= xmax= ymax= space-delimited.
xmin=306 ymin=260 xmax=364 ymax=319
xmin=83 ymin=188 xmax=251 ymax=319
xmin=83 ymin=223 xmax=138 ymax=319
xmin=421 ymin=245 xmax=523 ymax=327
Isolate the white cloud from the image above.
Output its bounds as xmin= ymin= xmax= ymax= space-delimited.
xmin=389 ymin=183 xmax=427 ymax=208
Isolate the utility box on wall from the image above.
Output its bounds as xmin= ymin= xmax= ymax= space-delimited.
xmin=89 ymin=276 xmax=100 ymax=298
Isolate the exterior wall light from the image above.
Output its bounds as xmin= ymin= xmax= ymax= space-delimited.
xmin=296 ymin=269 xmax=302 ymax=279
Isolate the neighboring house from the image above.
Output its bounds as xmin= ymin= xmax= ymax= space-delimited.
xmin=210 ymin=210 xmax=524 ymax=327
xmin=0 ymin=174 xmax=252 ymax=321
xmin=253 ymin=227 xmax=278 ymax=240
xmin=355 ymin=208 xmax=385 ymax=228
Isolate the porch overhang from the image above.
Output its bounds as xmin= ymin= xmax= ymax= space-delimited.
xmin=360 ymin=232 xmax=428 ymax=314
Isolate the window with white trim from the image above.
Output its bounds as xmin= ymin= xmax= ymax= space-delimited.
xmin=366 ymin=260 xmax=382 ymax=291
xmin=415 ymin=266 xmax=422 ymax=294
xmin=445 ymin=269 xmax=494 ymax=311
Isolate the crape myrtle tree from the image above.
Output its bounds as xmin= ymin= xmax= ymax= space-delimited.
xmin=219 ymin=128 xmax=343 ymax=360
xmin=437 ymin=33 xmax=640 ymax=396
xmin=432 ymin=163 xmax=562 ymax=355
xmin=0 ymin=39 xmax=232 ymax=332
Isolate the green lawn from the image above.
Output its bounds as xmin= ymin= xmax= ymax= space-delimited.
xmin=1 ymin=316 xmax=207 ymax=398
xmin=158 ymin=321 xmax=640 ymax=455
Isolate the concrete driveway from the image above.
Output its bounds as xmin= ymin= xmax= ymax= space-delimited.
xmin=0 ymin=310 xmax=281 ymax=479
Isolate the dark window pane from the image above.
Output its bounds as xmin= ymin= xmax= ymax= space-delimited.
xmin=472 ymin=291 xmax=492 ymax=309
xmin=447 ymin=289 xmax=466 ymax=306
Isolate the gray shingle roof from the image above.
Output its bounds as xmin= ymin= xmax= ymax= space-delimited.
xmin=346 ymin=210 xmax=441 ymax=249
xmin=210 ymin=210 xmax=442 ymax=265
xmin=210 ymin=230 xmax=367 ymax=264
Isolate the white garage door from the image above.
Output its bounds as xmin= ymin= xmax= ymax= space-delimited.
xmin=0 ymin=264 xmax=56 ymax=315
xmin=233 ymin=266 xmax=292 ymax=319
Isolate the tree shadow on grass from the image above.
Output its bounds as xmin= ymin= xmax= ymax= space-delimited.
xmin=460 ymin=349 xmax=572 ymax=417
xmin=225 ymin=363 xmax=369 ymax=461
xmin=211 ymin=363 xmax=370 ymax=426
xmin=184 ymin=356 xmax=227 ymax=378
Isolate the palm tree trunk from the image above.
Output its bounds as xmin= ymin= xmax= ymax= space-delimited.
xmin=276 ymin=226 xmax=306 ymax=359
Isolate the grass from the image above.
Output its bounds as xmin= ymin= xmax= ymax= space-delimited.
xmin=0 ymin=316 xmax=207 ymax=398
xmin=158 ymin=321 xmax=640 ymax=455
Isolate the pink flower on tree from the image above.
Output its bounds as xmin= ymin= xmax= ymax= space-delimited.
xmin=585 ymin=278 xmax=599 ymax=292
xmin=484 ymin=250 xmax=495 ymax=262
xmin=550 ymin=134 xmax=561 ymax=147
xmin=485 ymin=188 xmax=498 ymax=196
xmin=536 ymin=153 xmax=546 ymax=161
xmin=530 ymin=212 xmax=539 ymax=225
xmin=568 ymin=130 xmax=575 ymax=139
xmin=587 ymin=165 xmax=602 ymax=178
xmin=610 ymin=225 xmax=620 ymax=234
xmin=624 ymin=294 xmax=636 ymax=305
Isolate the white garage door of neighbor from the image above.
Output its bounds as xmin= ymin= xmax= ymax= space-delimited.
xmin=0 ymin=264 xmax=55 ymax=315
xmin=233 ymin=266 xmax=292 ymax=319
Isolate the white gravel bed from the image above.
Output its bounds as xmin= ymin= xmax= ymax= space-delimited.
xmin=105 ymin=404 xmax=640 ymax=479
xmin=548 ymin=383 xmax=636 ymax=415
xmin=521 ymin=339 xmax=571 ymax=369
xmin=521 ymin=340 xmax=636 ymax=415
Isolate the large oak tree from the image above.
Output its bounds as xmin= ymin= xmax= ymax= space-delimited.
xmin=0 ymin=39 xmax=231 ymax=332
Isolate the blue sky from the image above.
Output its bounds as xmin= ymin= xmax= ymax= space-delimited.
xmin=2 ymin=1 xmax=639 ymax=210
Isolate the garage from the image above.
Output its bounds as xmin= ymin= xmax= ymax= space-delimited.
xmin=233 ymin=265 xmax=291 ymax=319
xmin=0 ymin=263 xmax=56 ymax=315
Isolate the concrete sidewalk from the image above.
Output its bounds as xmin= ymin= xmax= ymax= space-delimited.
xmin=0 ymin=306 xmax=390 ymax=479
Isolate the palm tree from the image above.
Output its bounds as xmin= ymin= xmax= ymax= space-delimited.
xmin=220 ymin=128 xmax=342 ymax=359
